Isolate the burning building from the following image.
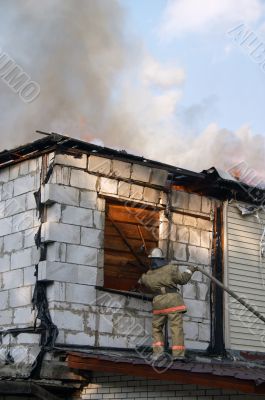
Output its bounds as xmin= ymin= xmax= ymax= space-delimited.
xmin=0 ymin=133 xmax=265 ymax=399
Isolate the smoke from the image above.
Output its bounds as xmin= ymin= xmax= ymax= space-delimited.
xmin=0 ymin=0 xmax=264 ymax=179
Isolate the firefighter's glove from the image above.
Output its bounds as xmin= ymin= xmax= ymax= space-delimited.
xmin=187 ymin=265 xmax=199 ymax=274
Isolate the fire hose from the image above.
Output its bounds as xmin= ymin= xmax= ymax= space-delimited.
xmin=173 ymin=260 xmax=265 ymax=324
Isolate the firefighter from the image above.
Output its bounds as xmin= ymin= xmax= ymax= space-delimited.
xmin=138 ymin=247 xmax=198 ymax=360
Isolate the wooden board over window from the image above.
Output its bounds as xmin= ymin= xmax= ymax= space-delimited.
xmin=104 ymin=201 xmax=159 ymax=291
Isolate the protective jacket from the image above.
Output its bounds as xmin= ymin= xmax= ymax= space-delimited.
xmin=139 ymin=263 xmax=193 ymax=314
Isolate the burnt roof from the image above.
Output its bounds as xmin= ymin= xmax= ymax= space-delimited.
xmin=0 ymin=132 xmax=263 ymax=204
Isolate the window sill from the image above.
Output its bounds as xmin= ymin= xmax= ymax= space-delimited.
xmin=95 ymin=286 xmax=153 ymax=302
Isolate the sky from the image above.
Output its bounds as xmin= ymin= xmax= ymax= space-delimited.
xmin=121 ymin=0 xmax=265 ymax=134
xmin=0 ymin=0 xmax=265 ymax=175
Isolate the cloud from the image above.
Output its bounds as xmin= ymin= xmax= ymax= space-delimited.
xmin=159 ymin=0 xmax=264 ymax=39
xmin=142 ymin=55 xmax=185 ymax=88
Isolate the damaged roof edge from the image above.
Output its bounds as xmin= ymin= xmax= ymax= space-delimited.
xmin=0 ymin=132 xmax=205 ymax=179
xmin=0 ymin=131 xmax=264 ymax=204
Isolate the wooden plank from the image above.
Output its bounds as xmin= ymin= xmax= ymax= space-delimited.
xmin=104 ymin=276 xmax=138 ymax=291
xmin=105 ymin=236 xmax=156 ymax=253
xmin=105 ymin=223 xmax=157 ymax=241
xmin=108 ymin=206 xmax=159 ymax=227
xmin=67 ymin=354 xmax=265 ymax=394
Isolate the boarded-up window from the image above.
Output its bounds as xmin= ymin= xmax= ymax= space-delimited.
xmin=224 ymin=201 xmax=265 ymax=352
xmin=104 ymin=200 xmax=159 ymax=291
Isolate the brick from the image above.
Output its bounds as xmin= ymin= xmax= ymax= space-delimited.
xmin=4 ymin=232 xmax=23 ymax=252
xmin=14 ymin=174 xmax=36 ymax=196
xmin=189 ymin=228 xmax=200 ymax=246
xmin=197 ymin=218 xmax=213 ymax=231
xmin=98 ymin=314 xmax=113 ymax=334
xmin=26 ymin=192 xmax=36 ymax=210
xmin=188 ymin=246 xmax=209 ymax=265
xmin=0 ymin=309 xmax=12 ymax=325
xmin=143 ymin=187 xmax=160 ymax=203
xmin=199 ymin=323 xmax=210 ymax=341
xmin=46 ymin=242 xmax=66 ymax=262
xmin=80 ymin=190 xmax=98 ymax=209
xmin=41 ymin=184 xmax=79 ymax=206
xmin=183 ymin=283 xmax=196 ymax=299
xmin=24 ymin=227 xmax=39 ymax=248
xmin=23 ymin=266 xmax=36 ymax=285
xmin=172 ymin=213 xmax=183 ymax=224
xmin=19 ymin=160 xmax=29 ymax=175
xmin=3 ymin=269 xmax=23 ymax=289
xmin=159 ymin=221 xmax=169 ymax=240
xmin=70 ymin=169 xmax=98 ymax=190
xmin=185 ymin=299 xmax=208 ymax=318
xmin=0 ymin=217 xmax=12 ymax=236
xmin=0 ymin=290 xmax=8 ymax=310
xmin=130 ymin=184 xmax=143 ymax=200
xmin=112 ymin=160 xmax=131 ymax=179
xmin=12 ymin=210 xmax=34 ymax=232
xmin=14 ymin=307 xmax=34 ymax=325
xmin=198 ymin=283 xmax=209 ymax=300
xmin=10 ymin=164 xmax=19 ymax=180
xmin=2 ymin=181 xmax=14 ymax=200
xmin=16 ymin=333 xmax=40 ymax=345
xmin=10 ymin=286 xmax=32 ymax=307
xmin=98 ymin=334 xmax=127 ymax=348
xmin=189 ymin=193 xmax=202 ymax=212
xmin=11 ymin=248 xmax=32 ymax=269
xmin=131 ymin=164 xmax=151 ymax=183
xmin=47 ymin=203 xmax=61 ymax=222
xmin=46 ymin=282 xmax=65 ymax=301
xmin=81 ymin=227 xmax=103 ymax=248
xmin=0 ymin=168 xmax=9 ymax=183
xmin=183 ymin=215 xmax=197 ymax=227
xmin=65 ymin=332 xmax=95 ymax=346
xmin=150 ymin=169 xmax=168 ymax=186
xmin=201 ymin=231 xmax=211 ymax=248
xmin=38 ymin=261 xmax=98 ymax=284
xmin=0 ymin=254 xmax=11 ymax=272
xmin=42 ymin=222 xmax=80 ymax=244
xmin=172 ymin=191 xmax=189 ymax=209
xmin=66 ymin=244 xmax=98 ymax=266
xmin=50 ymin=165 xmax=71 ymax=185
xmin=100 ymin=177 xmax=118 ymax=195
xmin=176 ymin=226 xmax=189 ymax=243
xmin=201 ymin=197 xmax=212 ymax=213
xmin=183 ymin=321 xmax=199 ymax=340
xmin=93 ymin=211 xmax=105 ymax=229
xmin=51 ymin=309 xmax=84 ymax=331
xmin=65 ymin=283 xmax=96 ymax=304
xmin=173 ymin=243 xmax=187 ymax=261
xmin=55 ymin=153 xmax=87 ymax=169
xmin=88 ymin=155 xmax=111 ymax=175
xmin=117 ymin=182 xmax=130 ymax=197
xmin=61 ymin=205 xmax=93 ymax=227
xmin=5 ymin=195 xmax=26 ymax=217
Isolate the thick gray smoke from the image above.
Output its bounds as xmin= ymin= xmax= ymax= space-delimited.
xmin=0 ymin=0 xmax=264 ymax=179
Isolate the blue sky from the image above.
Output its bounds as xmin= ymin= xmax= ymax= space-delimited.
xmin=121 ymin=0 xmax=265 ymax=134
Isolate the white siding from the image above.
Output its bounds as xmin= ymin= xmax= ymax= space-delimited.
xmin=224 ymin=201 xmax=265 ymax=352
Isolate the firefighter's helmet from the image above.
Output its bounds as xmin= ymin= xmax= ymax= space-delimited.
xmin=148 ymin=247 xmax=164 ymax=258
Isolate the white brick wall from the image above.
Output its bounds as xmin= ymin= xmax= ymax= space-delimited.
xmin=0 ymin=152 xmax=216 ymax=368
xmin=80 ymin=373 xmax=263 ymax=400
